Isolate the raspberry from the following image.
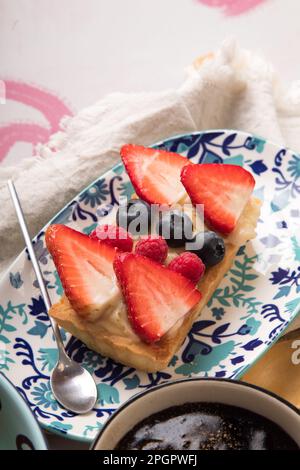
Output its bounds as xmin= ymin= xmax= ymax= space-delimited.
xmin=168 ymin=252 xmax=205 ymax=284
xmin=90 ymin=224 xmax=133 ymax=252
xmin=135 ymin=236 xmax=168 ymax=264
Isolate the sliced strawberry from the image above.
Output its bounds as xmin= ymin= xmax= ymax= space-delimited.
xmin=181 ymin=163 xmax=255 ymax=235
xmin=113 ymin=252 xmax=202 ymax=343
xmin=45 ymin=224 xmax=119 ymax=319
xmin=90 ymin=224 xmax=133 ymax=252
xmin=120 ymin=144 xmax=188 ymax=205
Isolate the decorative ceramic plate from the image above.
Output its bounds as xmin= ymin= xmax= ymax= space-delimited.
xmin=1 ymin=130 xmax=300 ymax=442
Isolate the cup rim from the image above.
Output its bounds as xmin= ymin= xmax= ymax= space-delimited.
xmin=91 ymin=377 xmax=300 ymax=450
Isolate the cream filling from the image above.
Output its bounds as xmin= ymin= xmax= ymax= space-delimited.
xmin=227 ymin=197 xmax=261 ymax=246
xmin=97 ymin=298 xmax=138 ymax=340
xmin=84 ymin=260 xmax=120 ymax=307
xmin=89 ymin=196 xmax=262 ymax=342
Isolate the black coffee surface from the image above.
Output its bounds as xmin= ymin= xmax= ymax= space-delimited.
xmin=116 ymin=402 xmax=299 ymax=450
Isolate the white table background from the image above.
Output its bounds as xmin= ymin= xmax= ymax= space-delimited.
xmin=1 ymin=0 xmax=300 ymax=168
xmin=1 ymin=0 xmax=300 ymax=449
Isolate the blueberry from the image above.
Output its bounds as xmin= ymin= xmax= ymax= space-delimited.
xmin=187 ymin=231 xmax=225 ymax=267
xmin=116 ymin=199 xmax=151 ymax=235
xmin=156 ymin=211 xmax=193 ymax=248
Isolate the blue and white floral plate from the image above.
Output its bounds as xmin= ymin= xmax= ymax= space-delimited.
xmin=1 ymin=130 xmax=300 ymax=442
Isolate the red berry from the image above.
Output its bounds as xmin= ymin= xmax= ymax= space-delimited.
xmin=113 ymin=252 xmax=202 ymax=343
xmin=168 ymin=252 xmax=205 ymax=284
xmin=181 ymin=163 xmax=255 ymax=235
xmin=90 ymin=224 xmax=133 ymax=252
xmin=135 ymin=236 xmax=168 ymax=264
xmin=120 ymin=144 xmax=187 ymax=205
xmin=45 ymin=225 xmax=117 ymax=316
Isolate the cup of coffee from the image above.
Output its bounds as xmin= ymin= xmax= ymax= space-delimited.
xmin=92 ymin=378 xmax=300 ymax=450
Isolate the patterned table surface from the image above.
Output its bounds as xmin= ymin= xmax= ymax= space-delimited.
xmin=1 ymin=0 xmax=300 ymax=449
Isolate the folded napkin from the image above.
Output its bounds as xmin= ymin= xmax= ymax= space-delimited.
xmin=0 ymin=39 xmax=299 ymax=330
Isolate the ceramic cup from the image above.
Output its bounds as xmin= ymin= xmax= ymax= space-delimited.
xmin=92 ymin=378 xmax=300 ymax=450
xmin=0 ymin=373 xmax=47 ymax=450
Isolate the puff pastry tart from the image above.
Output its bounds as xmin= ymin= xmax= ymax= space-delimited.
xmin=46 ymin=144 xmax=261 ymax=372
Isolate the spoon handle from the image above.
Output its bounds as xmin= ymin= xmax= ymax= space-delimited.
xmin=7 ymin=180 xmax=65 ymax=352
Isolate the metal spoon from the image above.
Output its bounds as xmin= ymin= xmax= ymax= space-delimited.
xmin=8 ymin=180 xmax=98 ymax=414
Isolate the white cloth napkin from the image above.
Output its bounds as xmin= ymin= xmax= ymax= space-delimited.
xmin=0 ymin=39 xmax=299 ymax=330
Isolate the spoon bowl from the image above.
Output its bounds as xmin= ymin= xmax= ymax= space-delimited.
xmin=51 ymin=354 xmax=97 ymax=414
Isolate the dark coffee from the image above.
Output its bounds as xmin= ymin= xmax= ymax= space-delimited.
xmin=116 ymin=402 xmax=299 ymax=450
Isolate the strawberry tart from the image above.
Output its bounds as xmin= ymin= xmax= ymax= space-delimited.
xmin=46 ymin=144 xmax=261 ymax=372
